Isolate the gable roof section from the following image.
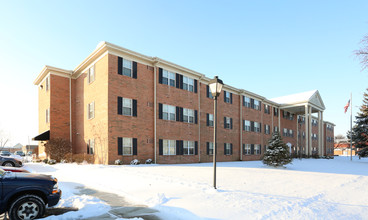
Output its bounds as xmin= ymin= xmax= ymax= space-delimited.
xmin=270 ymin=90 xmax=325 ymax=111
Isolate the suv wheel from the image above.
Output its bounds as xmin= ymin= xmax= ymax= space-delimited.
xmin=3 ymin=161 xmax=15 ymax=167
xmin=9 ymin=194 xmax=45 ymax=220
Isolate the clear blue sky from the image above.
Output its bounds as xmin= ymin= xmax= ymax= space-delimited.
xmin=0 ymin=0 xmax=367 ymax=146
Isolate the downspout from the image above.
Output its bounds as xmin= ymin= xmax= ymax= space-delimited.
xmin=240 ymin=93 xmax=242 ymax=161
xmin=198 ymin=76 xmax=202 ymax=162
xmin=69 ymin=73 xmax=73 ymax=161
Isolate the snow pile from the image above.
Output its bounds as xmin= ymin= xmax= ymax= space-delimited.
xmin=25 ymin=156 xmax=368 ymax=220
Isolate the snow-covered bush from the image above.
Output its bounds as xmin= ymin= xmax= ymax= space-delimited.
xmin=145 ymin=159 xmax=153 ymax=164
xmin=48 ymin=159 xmax=57 ymax=165
xmin=130 ymin=159 xmax=140 ymax=165
xmin=115 ymin=159 xmax=123 ymax=165
xmin=263 ymin=132 xmax=292 ymax=167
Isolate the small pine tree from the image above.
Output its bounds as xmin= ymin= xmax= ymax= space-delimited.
xmin=263 ymin=132 xmax=292 ymax=167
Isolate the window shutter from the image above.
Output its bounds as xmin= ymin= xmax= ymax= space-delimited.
xmin=118 ymin=57 xmax=122 ymax=75
xmin=158 ymin=103 xmax=163 ymax=119
xmin=206 ymin=113 xmax=209 ymax=126
xmin=176 ymin=107 xmax=180 ymax=121
xmin=133 ymin=138 xmax=137 ymax=155
xmin=194 ymin=79 xmax=198 ymax=93
xmin=259 ymin=145 xmax=262 ymax=154
xmin=87 ymin=142 xmax=90 ymax=154
xmin=176 ymin=73 xmax=180 ymax=88
xmin=176 ymin=140 xmax=181 ymax=155
xmin=260 ymin=123 xmax=262 ymax=133
xmin=230 ymin=143 xmax=233 ymax=155
xmin=251 ymin=144 xmax=254 ymax=155
xmin=207 ymin=142 xmax=209 ymax=155
xmin=180 ymin=107 xmax=184 ymax=122
xmin=243 ymin=120 xmax=245 ymax=130
xmin=206 ymin=85 xmax=210 ymax=98
xmin=230 ymin=93 xmax=233 ymax=104
xmin=195 ymin=110 xmax=198 ymax=124
xmin=224 ymin=117 xmax=226 ymax=128
xmin=179 ymin=140 xmax=184 ymax=155
xmin=118 ymin=137 xmax=122 ymax=155
xmin=224 ymin=143 xmax=226 ymax=155
xmin=242 ymin=96 xmax=245 ymax=106
xmin=224 ymin=91 xmax=226 ymax=102
xmin=180 ymin=75 xmax=183 ymax=89
xmin=251 ymin=99 xmax=255 ymax=109
xmin=159 ymin=68 xmax=163 ymax=84
xmin=264 ymin=124 xmax=266 ymax=134
xmin=251 ymin=121 xmax=255 ymax=132
xmin=133 ymin=99 xmax=137 ymax=117
xmin=159 ymin=139 xmax=163 ymax=155
xmin=230 ymin=118 xmax=233 ymax=129
xmin=259 ymin=101 xmax=262 ymax=111
xmin=195 ymin=141 xmax=198 ymax=155
xmin=133 ymin=61 xmax=137 ymax=79
xmin=118 ymin=97 xmax=122 ymax=115
xmin=242 ymin=144 xmax=245 ymax=155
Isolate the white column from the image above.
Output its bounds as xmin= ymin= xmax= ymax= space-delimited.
xmin=309 ymin=106 xmax=312 ymax=156
xmin=296 ymin=114 xmax=299 ymax=154
xmin=305 ymin=105 xmax=308 ymax=156
xmin=318 ymin=111 xmax=321 ymax=156
xmin=278 ymin=107 xmax=281 ymax=132
xmin=321 ymin=112 xmax=324 ymax=156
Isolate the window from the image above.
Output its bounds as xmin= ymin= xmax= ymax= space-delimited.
xmin=162 ymin=70 xmax=176 ymax=87
xmin=274 ymin=126 xmax=278 ymax=133
xmin=283 ymin=111 xmax=288 ymax=118
xmin=45 ymin=76 xmax=50 ymax=91
xmin=207 ymin=142 xmax=214 ymax=155
xmin=123 ymin=59 xmax=132 ymax=77
xmin=163 ymin=140 xmax=176 ymax=155
xmin=224 ymin=91 xmax=231 ymax=103
xmin=255 ymin=144 xmax=261 ymax=155
xmin=45 ymin=108 xmax=50 ymax=123
xmin=88 ymin=102 xmax=95 ymax=119
xmin=302 ymin=132 xmax=305 ymax=138
xmin=183 ymin=141 xmax=195 ymax=155
xmin=183 ymin=108 xmax=194 ymax=123
xmin=265 ymin=124 xmax=270 ymax=134
xmin=283 ymin=128 xmax=288 ymax=137
xmin=225 ymin=143 xmax=232 ymax=155
xmin=207 ymin=114 xmax=214 ymax=127
xmin=289 ymin=113 xmax=294 ymax=120
xmin=163 ymin=104 xmax=176 ymax=121
xmin=244 ymin=144 xmax=251 ymax=155
xmin=243 ymin=96 xmax=251 ymax=107
xmin=264 ymin=104 xmax=270 ymax=114
xmin=88 ymin=139 xmax=95 ymax=154
xmin=88 ymin=65 xmax=95 ymax=84
xmin=123 ymin=137 xmax=132 ymax=155
xmin=254 ymin=122 xmax=261 ymax=133
xmin=298 ymin=116 xmax=305 ymax=123
xmin=183 ymin=76 xmax=194 ymax=92
xmin=274 ymin=108 xmax=278 ymax=116
xmin=122 ymin=98 xmax=132 ymax=116
xmin=244 ymin=120 xmax=251 ymax=131
xmin=289 ymin=129 xmax=293 ymax=137
xmin=254 ymin=99 xmax=261 ymax=110
xmin=225 ymin=117 xmax=232 ymax=129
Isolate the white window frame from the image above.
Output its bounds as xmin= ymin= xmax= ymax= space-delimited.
xmin=123 ymin=137 xmax=133 ymax=155
xmin=225 ymin=91 xmax=231 ymax=103
xmin=162 ymin=69 xmax=176 ymax=87
xmin=274 ymin=126 xmax=278 ymax=133
xmin=244 ymin=144 xmax=251 ymax=155
xmin=265 ymin=104 xmax=270 ymax=113
xmin=265 ymin=124 xmax=270 ymax=134
xmin=183 ymin=76 xmax=194 ymax=92
xmin=183 ymin=141 xmax=195 ymax=155
xmin=122 ymin=98 xmax=132 ymax=116
xmin=123 ymin=59 xmax=132 ymax=77
xmin=45 ymin=76 xmax=50 ymax=91
xmin=46 ymin=108 xmax=50 ymax=124
xmin=289 ymin=129 xmax=293 ymax=137
xmin=283 ymin=128 xmax=288 ymax=136
xmin=225 ymin=117 xmax=231 ymax=129
xmin=88 ymin=139 xmax=95 ymax=154
xmin=88 ymin=101 xmax=95 ymax=120
xmin=208 ymin=114 xmax=214 ymax=127
xmin=254 ymin=122 xmax=260 ymax=133
xmin=255 ymin=144 xmax=261 ymax=155
xmin=225 ymin=143 xmax=231 ymax=155
xmin=254 ymin=99 xmax=260 ymax=110
xmin=183 ymin=108 xmax=194 ymax=123
xmin=163 ymin=104 xmax=176 ymax=121
xmin=208 ymin=142 xmax=214 ymax=155
xmin=88 ymin=65 xmax=95 ymax=84
xmin=244 ymin=96 xmax=251 ymax=107
xmin=163 ymin=139 xmax=176 ymax=155
xmin=244 ymin=120 xmax=251 ymax=131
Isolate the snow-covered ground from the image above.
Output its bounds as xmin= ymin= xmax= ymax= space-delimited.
xmin=24 ymin=156 xmax=368 ymax=220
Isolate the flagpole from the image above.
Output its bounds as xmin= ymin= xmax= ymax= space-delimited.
xmin=350 ymin=92 xmax=352 ymax=161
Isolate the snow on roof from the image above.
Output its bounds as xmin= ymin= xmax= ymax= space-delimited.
xmin=270 ymin=90 xmax=318 ymax=105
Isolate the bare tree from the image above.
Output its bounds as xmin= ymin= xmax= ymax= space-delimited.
xmin=355 ymin=35 xmax=368 ymax=71
xmin=44 ymin=138 xmax=72 ymax=162
xmin=0 ymin=130 xmax=10 ymax=150
xmin=335 ymin=134 xmax=345 ymax=140
xmin=92 ymin=122 xmax=109 ymax=164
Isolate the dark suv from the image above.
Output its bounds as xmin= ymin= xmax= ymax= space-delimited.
xmin=0 ymin=168 xmax=61 ymax=219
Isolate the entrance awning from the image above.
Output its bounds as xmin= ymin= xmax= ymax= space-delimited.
xmin=33 ymin=130 xmax=50 ymax=141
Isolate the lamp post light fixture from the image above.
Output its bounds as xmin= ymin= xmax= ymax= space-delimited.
xmin=208 ymin=76 xmax=223 ymax=189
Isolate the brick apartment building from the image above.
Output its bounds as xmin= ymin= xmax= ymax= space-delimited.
xmin=33 ymin=42 xmax=335 ymax=164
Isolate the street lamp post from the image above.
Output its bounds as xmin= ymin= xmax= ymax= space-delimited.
xmin=208 ymin=76 xmax=223 ymax=189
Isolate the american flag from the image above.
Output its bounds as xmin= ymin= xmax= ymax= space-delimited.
xmin=344 ymin=99 xmax=350 ymax=113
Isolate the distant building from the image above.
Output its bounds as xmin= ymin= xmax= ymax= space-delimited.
xmin=334 ymin=138 xmax=355 ymax=156
xmin=22 ymin=145 xmax=39 ymax=155
xmin=33 ymin=42 xmax=335 ymax=164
